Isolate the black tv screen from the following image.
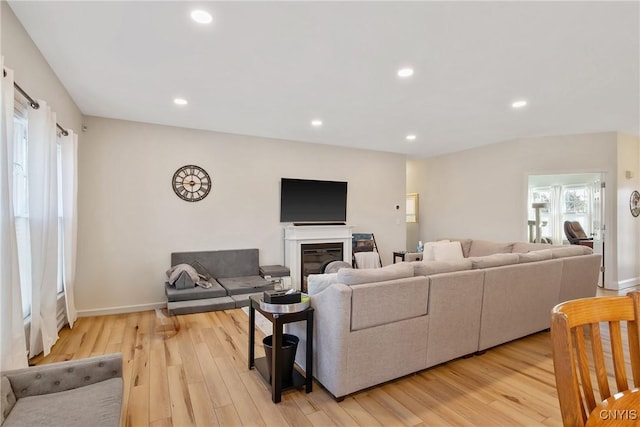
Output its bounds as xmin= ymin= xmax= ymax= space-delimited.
xmin=280 ymin=178 xmax=347 ymax=223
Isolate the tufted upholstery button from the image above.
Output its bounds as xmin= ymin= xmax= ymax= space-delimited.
xmin=54 ymin=381 xmax=60 ymax=386
xmin=21 ymin=388 xmax=27 ymax=393
xmin=35 ymin=374 xmax=41 ymax=379
xmin=84 ymin=376 xmax=91 ymax=381
xmin=98 ymin=362 xmax=105 ymax=367
xmin=67 ymin=367 xmax=74 ymax=373
xmin=112 ymin=370 xmax=118 ymax=375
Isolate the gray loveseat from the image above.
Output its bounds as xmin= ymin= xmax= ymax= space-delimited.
xmin=1 ymin=353 xmax=123 ymax=427
xmin=288 ymin=239 xmax=602 ymax=400
xmin=165 ymin=248 xmax=275 ymax=315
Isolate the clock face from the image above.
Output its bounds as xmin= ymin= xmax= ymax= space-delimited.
xmin=172 ymin=165 xmax=211 ymax=202
xmin=631 ymin=190 xmax=640 ymax=218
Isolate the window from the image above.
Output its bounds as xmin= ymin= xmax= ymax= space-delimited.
xmin=13 ymin=108 xmax=32 ymax=319
xmin=406 ymin=193 xmax=418 ymax=223
xmin=12 ymin=106 xmax=65 ymax=320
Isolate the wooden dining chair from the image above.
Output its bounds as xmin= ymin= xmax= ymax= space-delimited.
xmin=551 ymin=291 xmax=640 ymax=426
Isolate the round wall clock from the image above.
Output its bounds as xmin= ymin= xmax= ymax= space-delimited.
xmin=631 ymin=190 xmax=640 ymax=217
xmin=172 ymin=165 xmax=211 ymax=202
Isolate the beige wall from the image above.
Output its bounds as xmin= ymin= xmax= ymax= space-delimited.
xmin=1 ymin=2 xmax=83 ymax=132
xmin=616 ymin=133 xmax=640 ymax=288
xmin=409 ymin=132 xmax=640 ymax=288
xmin=77 ymin=116 xmax=407 ymax=314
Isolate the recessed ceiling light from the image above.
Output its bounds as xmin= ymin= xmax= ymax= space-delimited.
xmin=397 ymin=68 xmax=414 ymax=78
xmin=311 ymin=120 xmax=323 ymax=127
xmin=190 ymin=10 xmax=213 ymax=24
xmin=406 ymin=134 xmax=417 ymax=141
xmin=173 ymin=98 xmax=188 ymax=106
xmin=511 ymin=100 xmax=528 ymax=109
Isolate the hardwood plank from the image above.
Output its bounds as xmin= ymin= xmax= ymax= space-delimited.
xmin=339 ymin=396 xmax=384 ymax=427
xmin=126 ymin=385 xmax=149 ymax=427
xmin=353 ymin=392 xmax=405 ymax=427
xmin=188 ymin=381 xmax=219 ymax=427
xmin=240 ymin=370 xmax=291 ymax=426
xmin=277 ymin=393 xmax=314 ymax=427
xmin=214 ymin=356 xmax=265 ymax=426
xmin=193 ymin=341 xmax=233 ymax=408
xmin=149 ymin=417 xmax=172 ymax=427
xmin=215 ymin=404 xmax=242 ymax=427
xmin=149 ymin=333 xmax=172 ymax=422
xmin=167 ymin=364 xmax=195 ymax=427
xmin=176 ymin=316 xmax=205 ymax=384
xmin=368 ymin=387 xmax=423 ymax=426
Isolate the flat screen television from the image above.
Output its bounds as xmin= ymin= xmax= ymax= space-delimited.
xmin=280 ymin=178 xmax=347 ymax=223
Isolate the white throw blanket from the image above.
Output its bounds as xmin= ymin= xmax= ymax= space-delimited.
xmin=354 ymin=251 xmax=381 ymax=269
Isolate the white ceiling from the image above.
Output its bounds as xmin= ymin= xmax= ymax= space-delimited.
xmin=8 ymin=1 xmax=640 ymax=158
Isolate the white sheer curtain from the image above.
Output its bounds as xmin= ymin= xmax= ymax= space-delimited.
xmin=550 ymin=186 xmax=563 ymax=245
xmin=60 ymin=130 xmax=78 ymax=327
xmin=0 ymin=62 xmax=29 ymax=370
xmin=27 ymin=100 xmax=59 ymax=357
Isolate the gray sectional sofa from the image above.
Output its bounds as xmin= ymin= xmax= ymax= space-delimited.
xmin=165 ymin=249 xmax=274 ymax=315
xmin=287 ymin=239 xmax=601 ymax=400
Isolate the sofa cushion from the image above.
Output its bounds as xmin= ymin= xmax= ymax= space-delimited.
xmin=217 ymin=276 xmax=273 ymax=295
xmin=433 ymin=241 xmax=464 ymax=261
xmin=171 ymin=249 xmax=259 ymax=278
xmin=1 ymin=376 xmax=16 ymax=424
xmin=412 ymin=259 xmax=472 ymax=276
xmin=2 ymin=377 xmax=122 ymax=427
xmin=165 ymin=281 xmax=227 ymax=302
xmin=469 ymin=253 xmax=520 ymax=269
xmin=511 ymin=242 xmax=556 ymax=253
xmin=350 ymin=276 xmax=429 ymax=331
xmin=468 ymin=240 xmax=515 ymax=257
xmin=337 ymin=263 xmax=413 ymax=286
xmin=517 ymin=249 xmax=553 ymax=263
xmin=551 ymin=246 xmax=593 ymax=258
xmin=307 ymin=273 xmax=339 ymax=295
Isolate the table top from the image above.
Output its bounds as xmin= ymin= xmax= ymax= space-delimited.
xmin=586 ymin=388 xmax=640 ymax=426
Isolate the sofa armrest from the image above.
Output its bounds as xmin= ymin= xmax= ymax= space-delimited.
xmin=287 ymin=283 xmax=352 ymax=398
xmin=3 ymin=353 xmax=123 ymax=399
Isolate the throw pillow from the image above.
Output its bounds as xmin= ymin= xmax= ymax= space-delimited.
xmin=438 ymin=238 xmax=473 ymax=257
xmin=307 ymin=273 xmax=339 ymax=295
xmin=324 ymin=260 xmax=352 ymax=274
xmin=422 ymin=240 xmax=450 ymax=261
xmin=432 ymin=241 xmax=464 ymax=261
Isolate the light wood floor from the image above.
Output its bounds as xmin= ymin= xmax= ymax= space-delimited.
xmin=34 ymin=307 xmax=569 ymax=427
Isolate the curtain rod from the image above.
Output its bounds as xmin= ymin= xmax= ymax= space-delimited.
xmin=3 ymin=68 xmax=69 ymax=136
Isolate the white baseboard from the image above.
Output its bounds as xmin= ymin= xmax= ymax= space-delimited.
xmin=76 ymin=302 xmax=166 ymax=317
xmin=617 ymin=277 xmax=640 ymax=290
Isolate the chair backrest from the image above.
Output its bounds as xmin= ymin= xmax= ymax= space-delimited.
xmin=551 ymin=292 xmax=640 ymax=426
xmin=564 ymin=221 xmax=588 ymax=244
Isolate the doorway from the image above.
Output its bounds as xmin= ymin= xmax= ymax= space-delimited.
xmin=527 ymin=173 xmax=606 ymax=286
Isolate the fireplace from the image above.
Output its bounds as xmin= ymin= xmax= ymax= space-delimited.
xmin=300 ymin=243 xmax=344 ymax=292
xmin=284 ymin=225 xmax=353 ymax=291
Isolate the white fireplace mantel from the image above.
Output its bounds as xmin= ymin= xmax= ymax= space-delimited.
xmin=284 ymin=225 xmax=353 ymax=291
